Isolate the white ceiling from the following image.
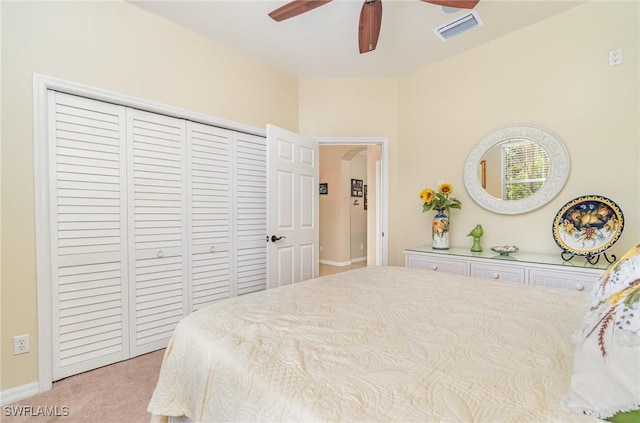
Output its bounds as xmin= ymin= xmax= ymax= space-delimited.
xmin=130 ymin=0 xmax=585 ymax=78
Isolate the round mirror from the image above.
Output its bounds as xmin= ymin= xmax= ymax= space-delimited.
xmin=463 ymin=125 xmax=570 ymax=214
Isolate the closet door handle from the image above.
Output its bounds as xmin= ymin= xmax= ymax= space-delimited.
xmin=209 ymin=246 xmax=216 ymax=253
xmin=270 ymin=235 xmax=286 ymax=243
xmin=156 ymin=250 xmax=165 ymax=258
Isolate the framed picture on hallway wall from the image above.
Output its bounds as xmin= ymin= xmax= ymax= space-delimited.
xmin=351 ymin=179 xmax=363 ymax=197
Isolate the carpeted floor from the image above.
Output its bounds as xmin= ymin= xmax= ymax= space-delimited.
xmin=3 ymin=349 xmax=165 ymax=423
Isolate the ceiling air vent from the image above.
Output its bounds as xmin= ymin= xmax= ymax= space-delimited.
xmin=434 ymin=11 xmax=483 ymax=42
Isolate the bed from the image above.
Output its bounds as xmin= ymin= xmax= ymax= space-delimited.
xmin=148 ymin=265 xmax=602 ymax=422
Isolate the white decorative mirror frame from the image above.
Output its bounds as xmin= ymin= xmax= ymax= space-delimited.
xmin=463 ymin=124 xmax=570 ymax=214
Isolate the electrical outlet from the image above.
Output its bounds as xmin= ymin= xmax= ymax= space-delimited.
xmin=13 ymin=334 xmax=30 ymax=355
xmin=609 ymin=48 xmax=622 ymax=66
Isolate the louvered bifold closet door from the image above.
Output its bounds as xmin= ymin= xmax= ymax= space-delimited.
xmin=127 ymin=109 xmax=188 ymax=356
xmin=49 ymin=92 xmax=129 ymax=380
xmin=235 ymin=133 xmax=268 ymax=295
xmin=187 ymin=123 xmax=234 ymax=310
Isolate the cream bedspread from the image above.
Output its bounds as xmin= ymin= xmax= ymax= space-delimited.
xmin=148 ymin=266 xmax=602 ymax=422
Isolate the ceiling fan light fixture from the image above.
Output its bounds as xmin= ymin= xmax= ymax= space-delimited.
xmin=434 ymin=10 xmax=482 ymax=41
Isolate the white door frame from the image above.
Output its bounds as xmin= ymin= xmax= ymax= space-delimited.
xmin=314 ymin=137 xmax=389 ymax=266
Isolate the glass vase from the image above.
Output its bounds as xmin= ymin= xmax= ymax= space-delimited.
xmin=432 ymin=210 xmax=450 ymax=250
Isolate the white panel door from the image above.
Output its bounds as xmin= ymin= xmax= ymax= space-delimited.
xmin=127 ymin=109 xmax=188 ymax=356
xmin=49 ymin=92 xmax=129 ymax=380
xmin=235 ymin=132 xmax=268 ymax=295
xmin=187 ymin=122 xmax=233 ymax=310
xmin=266 ymin=125 xmax=319 ymax=289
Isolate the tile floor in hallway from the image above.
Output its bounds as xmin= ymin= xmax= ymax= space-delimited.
xmin=319 ymin=261 xmax=367 ymax=276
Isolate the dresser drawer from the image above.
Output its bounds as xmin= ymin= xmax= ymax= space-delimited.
xmin=404 ymin=247 xmax=607 ymax=291
xmin=470 ymin=262 xmax=526 ymax=283
xmin=529 ymin=268 xmax=600 ymax=292
xmin=405 ymin=254 xmax=468 ymax=276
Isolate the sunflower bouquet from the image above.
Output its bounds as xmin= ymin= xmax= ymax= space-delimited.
xmin=419 ymin=182 xmax=462 ymax=213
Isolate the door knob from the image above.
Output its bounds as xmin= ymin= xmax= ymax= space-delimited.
xmin=270 ymin=235 xmax=286 ymax=243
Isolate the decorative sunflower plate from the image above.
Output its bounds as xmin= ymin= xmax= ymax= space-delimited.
xmin=552 ymin=195 xmax=624 ymax=257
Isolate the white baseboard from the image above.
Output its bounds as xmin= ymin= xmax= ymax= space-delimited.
xmin=351 ymin=257 xmax=367 ymax=263
xmin=319 ymin=259 xmax=352 ymax=267
xmin=0 ymin=382 xmax=39 ymax=406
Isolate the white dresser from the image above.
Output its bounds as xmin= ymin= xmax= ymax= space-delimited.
xmin=404 ymin=246 xmax=608 ymax=292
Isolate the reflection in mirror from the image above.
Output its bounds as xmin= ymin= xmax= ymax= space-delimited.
xmin=480 ymin=139 xmax=551 ymax=201
xmin=464 ymin=125 xmax=570 ymax=215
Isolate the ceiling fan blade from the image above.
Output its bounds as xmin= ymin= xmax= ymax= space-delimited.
xmin=358 ymin=0 xmax=383 ymax=54
xmin=420 ymin=0 xmax=479 ymax=9
xmin=269 ymin=0 xmax=333 ymax=22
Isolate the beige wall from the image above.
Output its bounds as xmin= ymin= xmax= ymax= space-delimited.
xmin=319 ymin=145 xmax=353 ymax=264
xmin=1 ymin=1 xmax=298 ymax=391
xmin=398 ymin=0 xmax=639 ymax=260
xmin=299 ymin=78 xmax=401 ymax=263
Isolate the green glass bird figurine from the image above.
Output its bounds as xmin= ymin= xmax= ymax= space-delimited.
xmin=467 ymin=224 xmax=484 ymax=252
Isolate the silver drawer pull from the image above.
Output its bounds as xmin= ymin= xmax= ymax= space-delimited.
xmin=156 ymin=250 xmax=165 ymax=258
xmin=574 ymin=284 xmax=585 ymax=291
xmin=431 ymin=265 xmax=438 ymax=271
xmin=491 ymin=273 xmax=500 ymax=279
xmin=209 ymin=246 xmax=216 ymax=253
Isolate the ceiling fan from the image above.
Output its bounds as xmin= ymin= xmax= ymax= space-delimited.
xmin=268 ymin=0 xmax=480 ymax=54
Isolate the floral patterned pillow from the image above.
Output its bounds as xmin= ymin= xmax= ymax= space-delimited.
xmin=564 ymin=244 xmax=640 ymax=419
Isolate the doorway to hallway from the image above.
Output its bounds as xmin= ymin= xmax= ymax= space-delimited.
xmin=316 ymin=137 xmax=389 ymax=269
